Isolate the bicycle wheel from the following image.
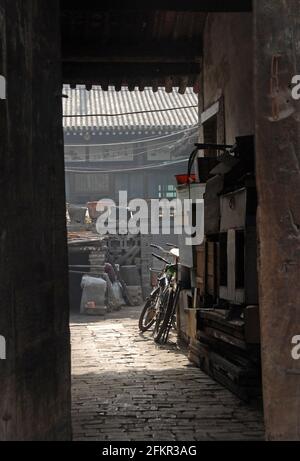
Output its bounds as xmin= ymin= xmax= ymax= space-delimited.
xmin=138 ymin=289 xmax=159 ymax=332
xmin=153 ymin=287 xmax=170 ymax=340
xmin=153 ymin=288 xmax=174 ymax=344
xmin=154 ymin=285 xmax=180 ymax=344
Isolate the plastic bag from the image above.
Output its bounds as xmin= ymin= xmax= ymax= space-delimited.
xmin=102 ymin=274 xmax=125 ymax=311
xmin=80 ymin=275 xmax=107 ymax=313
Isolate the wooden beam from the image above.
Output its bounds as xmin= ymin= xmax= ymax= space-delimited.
xmin=61 ymin=0 xmax=252 ymax=13
xmin=62 ymin=62 xmax=200 ymax=87
xmin=61 ymin=42 xmax=203 ymax=64
xmin=254 ymin=0 xmax=300 ymax=441
xmin=62 ymin=55 xmax=202 ymax=64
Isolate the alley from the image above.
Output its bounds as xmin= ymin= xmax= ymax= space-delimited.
xmin=71 ymin=307 xmax=265 ymax=441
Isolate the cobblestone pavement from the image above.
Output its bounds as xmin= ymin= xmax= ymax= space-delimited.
xmin=71 ymin=306 xmax=265 ymax=441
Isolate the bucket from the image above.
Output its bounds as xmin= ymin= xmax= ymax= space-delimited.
xmin=68 ymin=204 xmax=87 ymax=224
xmin=87 ymin=201 xmax=100 ymax=220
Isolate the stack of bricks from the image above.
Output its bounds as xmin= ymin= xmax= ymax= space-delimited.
xmin=88 ymin=248 xmax=106 ymax=276
xmin=106 ymin=235 xmax=140 ymax=266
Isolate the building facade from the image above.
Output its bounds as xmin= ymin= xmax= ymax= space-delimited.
xmin=63 ymin=85 xmax=199 ymax=204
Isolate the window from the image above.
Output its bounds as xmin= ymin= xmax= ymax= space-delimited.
xmin=158 ymin=184 xmax=177 ymax=199
xmin=203 ymin=115 xmax=218 ymax=145
xmin=200 ymin=97 xmax=225 ymax=156
xmin=147 ymin=146 xmax=171 ymax=161
xmin=64 ymin=146 xmax=86 ymax=162
xmin=89 ymin=145 xmax=133 ymax=161
xmin=72 ymin=173 xmax=109 ymax=193
xmin=219 ymin=232 xmax=228 ymax=286
xmin=235 ymin=230 xmax=245 ymax=289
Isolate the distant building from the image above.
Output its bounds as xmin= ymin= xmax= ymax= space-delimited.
xmin=63 ymin=85 xmax=199 ymax=204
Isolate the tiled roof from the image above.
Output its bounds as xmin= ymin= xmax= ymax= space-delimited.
xmin=63 ymin=85 xmax=198 ymax=135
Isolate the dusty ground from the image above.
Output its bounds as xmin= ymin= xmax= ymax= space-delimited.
xmin=70 ymin=306 xmax=265 ymax=441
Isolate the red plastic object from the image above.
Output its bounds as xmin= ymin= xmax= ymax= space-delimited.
xmin=175 ymin=174 xmax=196 ymax=185
xmin=86 ymin=301 xmax=96 ymax=309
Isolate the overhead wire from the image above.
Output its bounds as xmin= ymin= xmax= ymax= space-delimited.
xmin=70 ymin=131 xmax=199 ymax=162
xmin=65 ymin=158 xmax=189 ymax=174
xmin=64 ymin=105 xmax=198 ymax=119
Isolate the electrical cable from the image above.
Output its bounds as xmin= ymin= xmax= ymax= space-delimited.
xmin=64 ymin=105 xmax=198 ymax=118
xmin=65 ymin=158 xmax=189 ymax=174
xmin=69 ymin=131 xmax=199 ymax=162
xmin=68 ymin=270 xmax=99 ymax=275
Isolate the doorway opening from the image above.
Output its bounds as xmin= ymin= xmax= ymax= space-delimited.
xmin=63 ymin=84 xmax=264 ymax=442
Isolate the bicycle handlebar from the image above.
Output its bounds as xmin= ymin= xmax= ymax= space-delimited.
xmin=152 ymin=253 xmax=170 ymax=265
xmin=166 ymin=243 xmax=179 ymax=249
xmin=151 ymin=243 xmax=165 ymax=251
xmin=150 ymin=243 xmax=170 ymax=255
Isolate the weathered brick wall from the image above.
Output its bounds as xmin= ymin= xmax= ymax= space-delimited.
xmin=0 ymin=0 xmax=72 ymax=440
xmin=202 ymin=12 xmax=254 ymax=145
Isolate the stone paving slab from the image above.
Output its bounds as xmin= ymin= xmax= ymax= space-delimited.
xmin=71 ymin=306 xmax=265 ymax=441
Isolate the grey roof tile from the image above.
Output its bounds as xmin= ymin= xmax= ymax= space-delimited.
xmin=63 ymin=85 xmax=198 ymax=134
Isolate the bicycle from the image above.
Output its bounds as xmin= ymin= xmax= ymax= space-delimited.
xmin=138 ymin=244 xmax=171 ymax=332
xmin=138 ymin=243 xmax=181 ymax=345
xmin=153 ymin=246 xmax=180 ymax=344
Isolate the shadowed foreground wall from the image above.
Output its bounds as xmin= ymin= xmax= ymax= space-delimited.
xmin=254 ymin=0 xmax=300 ymax=441
xmin=0 ymin=0 xmax=71 ymax=440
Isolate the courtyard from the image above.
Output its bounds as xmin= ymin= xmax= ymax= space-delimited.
xmin=71 ymin=307 xmax=264 ymax=441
